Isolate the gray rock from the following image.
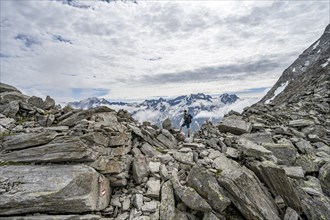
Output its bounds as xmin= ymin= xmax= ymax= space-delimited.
xmin=159 ymin=181 xmax=175 ymax=220
xmin=58 ymin=109 xmax=95 ymax=127
xmin=3 ymin=101 xmax=19 ymax=118
xmin=2 ymin=131 xmax=58 ymax=151
xmin=294 ymin=155 xmax=318 ymax=174
xmin=156 ymin=133 xmax=176 ymax=149
xmin=109 ymin=132 xmax=127 ymax=147
xmin=0 ymin=165 xmax=110 ymax=215
xmin=44 ymin=95 xmax=55 ymax=110
xmin=174 ymin=210 xmax=189 ymax=220
xmin=132 ymin=154 xmax=150 ymax=184
xmin=284 ymin=207 xmax=299 ymax=220
xmin=289 ymin=119 xmax=314 ymax=127
xmin=262 ymin=141 xmax=298 ymax=165
xmin=173 ymin=151 xmax=193 ymax=164
xmin=238 ymin=138 xmax=276 ymax=161
xmin=0 ymin=117 xmax=15 ymax=128
xmin=319 ymin=162 xmax=330 ymax=196
xmin=146 ymin=177 xmax=161 ymax=198
xmin=162 ymin=118 xmax=172 ymax=131
xmin=172 ymin=173 xmax=212 ymax=212
xmin=81 ymin=132 xmax=109 ymax=147
xmin=241 ymin=132 xmax=274 ymax=144
xmin=279 ymin=165 xmax=305 ymax=179
xmin=295 ymin=140 xmax=315 ymax=154
xmin=0 ymin=139 xmax=100 ymax=163
xmin=187 ymin=165 xmax=231 ymax=213
xmin=149 ymin=161 xmax=161 ymax=173
xmin=298 ymin=189 xmax=330 ymax=220
xmin=218 ymin=115 xmax=252 ymax=135
xmin=203 ymin=212 xmax=221 ymax=220
xmin=141 ymin=201 xmax=159 ymax=212
xmin=0 ymin=215 xmax=102 ymax=220
xmin=225 ymin=147 xmax=240 ymax=159
xmin=248 ymin=161 xmax=301 ymax=213
xmin=0 ymin=83 xmax=21 ymax=93
xmin=216 ymin=158 xmax=280 ymax=220
xmin=141 ymin=142 xmax=160 ymax=158
xmin=36 ymin=114 xmax=55 ymax=127
xmin=28 ymin=96 xmax=45 ymax=109
xmin=0 ymin=91 xmax=28 ymax=102
xmin=91 ymin=155 xmax=132 ymax=174
xmin=132 ymin=193 xmax=144 ymax=210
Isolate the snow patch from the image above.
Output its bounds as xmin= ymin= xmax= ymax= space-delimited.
xmin=312 ymin=40 xmax=320 ymax=50
xmin=265 ymin=81 xmax=289 ymax=104
xmin=321 ymin=57 xmax=330 ymax=68
xmin=292 ymin=68 xmax=296 ymax=72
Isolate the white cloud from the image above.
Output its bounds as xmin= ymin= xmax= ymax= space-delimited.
xmin=1 ymin=0 xmax=329 ymax=103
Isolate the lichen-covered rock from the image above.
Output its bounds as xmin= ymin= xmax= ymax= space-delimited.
xmin=187 ymin=165 xmax=231 ymax=213
xmin=319 ymin=162 xmax=330 ymax=196
xmin=0 ymin=165 xmax=110 ymax=215
xmin=159 ymin=181 xmax=175 ymax=220
xmin=216 ymin=157 xmax=280 ymax=220
xmin=2 ymin=131 xmax=58 ymax=151
xmin=218 ymin=115 xmax=252 ymax=135
xmin=132 ymin=154 xmax=150 ymax=184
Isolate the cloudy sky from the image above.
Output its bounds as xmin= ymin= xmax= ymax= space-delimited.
xmin=1 ymin=0 xmax=329 ymax=103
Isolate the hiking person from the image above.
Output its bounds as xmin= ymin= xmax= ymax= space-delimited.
xmin=180 ymin=110 xmax=193 ymax=137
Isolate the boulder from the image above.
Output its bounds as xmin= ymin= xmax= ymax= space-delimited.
xmin=108 ymin=132 xmax=127 ymax=147
xmin=44 ymin=95 xmax=55 ymax=110
xmin=0 ymin=91 xmax=28 ymax=102
xmin=295 ymin=140 xmax=315 ymax=154
xmin=218 ymin=115 xmax=252 ymax=135
xmin=0 ymin=165 xmax=110 ymax=215
xmin=159 ymin=181 xmax=176 ymax=220
xmin=0 ymin=83 xmax=21 ymax=93
xmin=58 ymin=109 xmax=95 ymax=127
xmin=36 ymin=114 xmax=55 ymax=127
xmin=241 ymin=132 xmax=274 ymax=144
xmin=28 ymin=96 xmax=45 ymax=109
xmin=187 ymin=165 xmax=231 ymax=213
xmin=162 ymin=118 xmax=172 ymax=131
xmin=262 ymin=141 xmax=298 ymax=165
xmin=141 ymin=142 xmax=160 ymax=158
xmin=289 ymin=119 xmax=314 ymax=127
xmin=319 ymin=162 xmax=330 ymax=196
xmin=132 ymin=154 xmax=150 ymax=184
xmin=238 ymin=138 xmax=276 ymax=161
xmin=91 ymin=155 xmax=132 ymax=174
xmin=172 ymin=176 xmax=212 ymax=212
xmin=294 ymin=155 xmax=318 ymax=174
xmin=279 ymin=165 xmax=305 ymax=179
xmin=0 ymin=139 xmax=100 ymax=163
xmin=145 ymin=177 xmax=161 ymax=198
xmin=2 ymin=101 xmax=19 ymax=118
xmin=2 ymin=131 xmax=58 ymax=151
xmin=247 ymin=161 xmax=301 ymax=213
xmin=1 ymin=215 xmax=102 ymax=220
xmin=156 ymin=133 xmax=176 ymax=149
xmin=216 ymin=157 xmax=280 ymax=220
xmin=284 ymin=207 xmax=299 ymax=220
xmin=173 ymin=151 xmax=193 ymax=164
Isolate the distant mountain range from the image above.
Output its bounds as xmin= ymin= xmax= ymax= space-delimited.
xmin=68 ymin=93 xmax=243 ymax=132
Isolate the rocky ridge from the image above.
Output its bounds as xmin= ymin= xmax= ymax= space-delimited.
xmin=1 ymin=25 xmax=330 ymax=220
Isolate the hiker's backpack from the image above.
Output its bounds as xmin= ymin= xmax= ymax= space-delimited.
xmin=187 ymin=114 xmax=193 ymax=123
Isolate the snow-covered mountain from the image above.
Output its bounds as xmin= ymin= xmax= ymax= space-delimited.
xmin=68 ymin=93 xmax=251 ymax=132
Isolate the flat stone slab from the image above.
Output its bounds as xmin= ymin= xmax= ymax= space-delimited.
xmin=218 ymin=115 xmax=252 ymax=135
xmin=0 ymin=165 xmax=110 ymax=215
xmin=2 ymin=131 xmax=58 ymax=151
xmin=0 ymin=139 xmax=100 ymax=163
